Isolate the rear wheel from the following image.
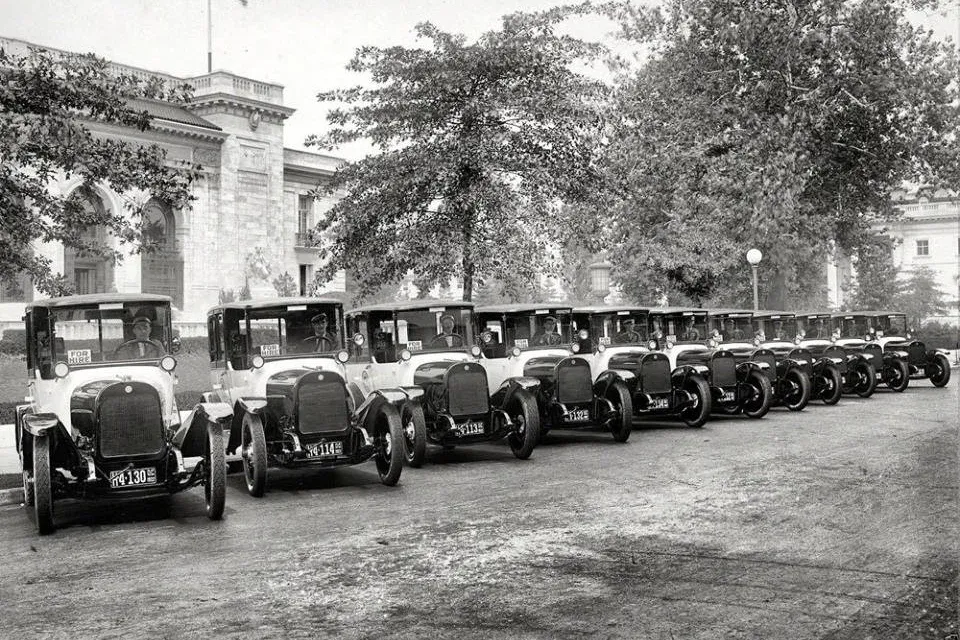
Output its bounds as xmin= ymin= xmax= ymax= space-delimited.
xmin=241 ymin=412 xmax=267 ymax=497
xmin=374 ymin=404 xmax=403 ymax=486
xmin=681 ymin=376 xmax=711 ymax=428
xmin=507 ymin=389 xmax=540 ymax=460
xmin=854 ymin=360 xmax=877 ymax=398
xmin=782 ymin=368 xmax=811 ymax=411
xmin=741 ymin=370 xmax=773 ymax=419
xmin=400 ymin=402 xmax=427 ymax=468
xmin=33 ymin=434 xmax=53 ymax=535
xmin=204 ymin=423 xmax=226 ymax=520
xmin=885 ymin=358 xmax=910 ymax=392
xmin=21 ymin=449 xmax=34 ymax=507
xmin=607 ymin=380 xmax=632 ymax=443
xmin=927 ymin=354 xmax=952 ymax=387
xmin=820 ymin=364 xmax=842 ymax=405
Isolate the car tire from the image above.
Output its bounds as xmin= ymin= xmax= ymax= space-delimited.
xmin=607 ymin=380 xmax=632 ymax=443
xmin=681 ymin=376 xmax=711 ymax=428
xmin=374 ymin=403 xmax=403 ymax=486
xmin=741 ymin=370 xmax=773 ymax=419
xmin=854 ymin=360 xmax=878 ymax=398
xmin=886 ymin=358 xmax=910 ymax=392
xmin=927 ymin=354 xmax=952 ymax=388
xmin=33 ymin=433 xmax=54 ymax=535
xmin=507 ymin=389 xmax=540 ymax=460
xmin=783 ymin=368 xmax=811 ymax=412
xmin=820 ymin=364 xmax=843 ymax=405
xmin=242 ymin=412 xmax=268 ymax=497
xmin=401 ymin=402 xmax=427 ymax=468
xmin=21 ymin=448 xmax=34 ymax=508
xmin=204 ymin=422 xmax=226 ymax=520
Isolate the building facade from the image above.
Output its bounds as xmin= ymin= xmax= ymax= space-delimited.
xmin=0 ymin=36 xmax=344 ymax=324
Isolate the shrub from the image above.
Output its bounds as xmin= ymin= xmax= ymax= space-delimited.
xmin=918 ymin=321 xmax=959 ymax=351
xmin=0 ymin=329 xmax=27 ymax=356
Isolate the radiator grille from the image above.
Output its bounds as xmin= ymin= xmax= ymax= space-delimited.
xmin=97 ymin=382 xmax=164 ymax=458
xmin=907 ymin=343 xmax=926 ymax=364
xmin=557 ymin=360 xmax=594 ymax=404
xmin=711 ymin=354 xmax=737 ymax=387
xmin=640 ymin=357 xmax=672 ymax=394
xmin=297 ymin=375 xmax=350 ymax=435
xmin=446 ymin=364 xmax=490 ymax=416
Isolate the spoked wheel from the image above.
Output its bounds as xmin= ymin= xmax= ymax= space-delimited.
xmin=607 ymin=380 xmax=633 ymax=443
xmin=853 ymin=361 xmax=878 ymax=398
xmin=927 ymin=354 xmax=952 ymax=388
xmin=885 ymin=358 xmax=910 ymax=392
xmin=400 ymin=402 xmax=427 ymax=468
xmin=782 ymin=368 xmax=811 ymax=412
xmin=741 ymin=371 xmax=773 ymax=419
xmin=820 ymin=364 xmax=842 ymax=405
xmin=681 ymin=376 xmax=711 ymax=427
xmin=204 ymin=422 xmax=226 ymax=520
xmin=241 ymin=412 xmax=268 ymax=497
xmin=374 ymin=404 xmax=404 ymax=486
xmin=507 ymin=389 xmax=540 ymax=460
xmin=32 ymin=433 xmax=54 ymax=535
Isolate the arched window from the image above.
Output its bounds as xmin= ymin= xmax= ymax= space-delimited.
xmin=141 ymin=200 xmax=184 ymax=309
xmin=63 ymin=188 xmax=114 ymax=295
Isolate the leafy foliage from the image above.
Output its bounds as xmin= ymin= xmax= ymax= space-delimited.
xmin=843 ymin=232 xmax=902 ymax=310
xmin=898 ymin=265 xmax=948 ymax=328
xmin=0 ymin=46 xmax=203 ymax=295
xmin=307 ymin=6 xmax=610 ymax=301
xmin=271 ymin=271 xmax=298 ymax=297
xmin=602 ymin=0 xmax=960 ymax=309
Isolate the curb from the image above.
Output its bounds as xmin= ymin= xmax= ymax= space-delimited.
xmin=0 ymin=487 xmax=23 ymax=506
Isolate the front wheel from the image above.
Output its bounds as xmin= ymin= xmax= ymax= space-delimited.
xmin=853 ymin=360 xmax=878 ymax=398
xmin=885 ymin=358 xmax=910 ymax=392
xmin=927 ymin=354 xmax=952 ymax=387
xmin=820 ymin=364 xmax=842 ymax=405
xmin=507 ymin=389 xmax=540 ymax=460
xmin=782 ymin=368 xmax=811 ymax=412
xmin=741 ymin=370 xmax=773 ymax=419
xmin=204 ymin=423 xmax=226 ymax=520
xmin=374 ymin=404 xmax=404 ymax=486
xmin=681 ymin=376 xmax=711 ymax=428
xmin=241 ymin=412 xmax=268 ymax=497
xmin=607 ymin=380 xmax=633 ymax=443
xmin=400 ymin=402 xmax=427 ymax=468
xmin=33 ymin=434 xmax=54 ymax=535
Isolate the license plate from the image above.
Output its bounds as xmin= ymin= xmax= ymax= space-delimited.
xmin=719 ymin=390 xmax=736 ymax=403
xmin=457 ymin=421 xmax=484 ymax=436
xmin=109 ymin=467 xmax=157 ymax=488
xmin=306 ymin=441 xmax=343 ymax=458
xmin=566 ymin=408 xmax=590 ymax=422
xmin=649 ymin=397 xmax=669 ymax=410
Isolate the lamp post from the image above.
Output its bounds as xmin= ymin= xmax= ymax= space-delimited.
xmin=746 ymin=249 xmax=763 ymax=311
xmin=588 ymin=259 xmax=613 ymax=303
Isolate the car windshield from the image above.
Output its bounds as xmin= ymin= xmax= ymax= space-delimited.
xmin=877 ymin=314 xmax=907 ymax=335
xmin=374 ymin=307 xmax=474 ymax=356
xmin=797 ymin=315 xmax=833 ymax=339
xmin=837 ymin=316 xmax=867 ymax=338
xmin=753 ymin=315 xmax=796 ymax=341
xmin=582 ymin=312 xmax=648 ymax=346
xmin=242 ymin=304 xmax=343 ymax=358
xmin=712 ymin=315 xmax=753 ymax=342
xmin=656 ymin=313 xmax=708 ymax=344
xmin=500 ymin=310 xmax=572 ymax=349
xmin=43 ymin=301 xmax=172 ymax=366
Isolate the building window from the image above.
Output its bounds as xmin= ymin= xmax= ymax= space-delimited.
xmin=74 ymin=268 xmax=94 ymax=295
xmin=299 ymin=264 xmax=312 ymax=296
xmin=916 ymin=239 xmax=929 ymax=256
xmin=297 ymin=194 xmax=312 ymax=238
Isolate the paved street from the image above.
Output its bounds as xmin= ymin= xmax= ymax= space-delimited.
xmin=0 ymin=382 xmax=956 ymax=640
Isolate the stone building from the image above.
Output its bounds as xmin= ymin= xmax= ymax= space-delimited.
xmin=0 ymin=36 xmax=345 ymax=324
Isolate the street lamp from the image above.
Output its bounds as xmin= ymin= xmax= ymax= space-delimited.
xmin=588 ymin=260 xmax=613 ymax=302
xmin=746 ymin=248 xmax=763 ymax=311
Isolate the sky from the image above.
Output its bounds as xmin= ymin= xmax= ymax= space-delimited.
xmin=0 ymin=0 xmax=616 ymax=159
xmin=0 ymin=0 xmax=956 ymax=160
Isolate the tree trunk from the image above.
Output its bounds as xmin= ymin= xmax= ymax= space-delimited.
xmin=462 ymin=257 xmax=474 ymax=302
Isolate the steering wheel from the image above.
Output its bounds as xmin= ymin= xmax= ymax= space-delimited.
xmin=113 ymin=339 xmax=163 ymax=359
xmin=430 ymin=333 xmax=463 ymax=347
xmin=304 ymin=335 xmax=335 ymax=352
xmin=538 ymin=333 xmax=562 ymax=346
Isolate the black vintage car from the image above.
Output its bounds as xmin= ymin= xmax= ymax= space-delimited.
xmin=710 ymin=310 xmax=812 ymax=411
xmin=16 ymin=294 xmax=226 ymax=535
xmin=475 ymin=304 xmax=632 ymax=442
xmin=345 ymin=301 xmax=539 ymax=466
xmin=796 ymin=313 xmax=877 ymax=397
xmin=205 ymin=298 xmax=403 ymax=496
xmin=571 ymin=306 xmax=711 ymax=428
xmin=751 ymin=311 xmax=843 ymax=405
xmin=648 ymin=308 xmax=774 ymax=418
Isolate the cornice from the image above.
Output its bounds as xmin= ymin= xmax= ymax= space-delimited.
xmin=188 ymin=92 xmax=296 ymax=121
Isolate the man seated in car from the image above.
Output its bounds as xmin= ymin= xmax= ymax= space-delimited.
xmin=430 ymin=313 xmax=464 ymax=348
xmin=680 ymin=316 xmax=701 ymax=342
xmin=844 ymin=319 xmax=860 ymax=338
xmin=614 ymin=317 xmax=643 ymax=343
xmin=301 ymin=313 xmax=338 ymax=352
xmin=811 ymin=317 xmax=829 ymax=339
xmin=772 ymin=320 xmax=787 ymax=341
xmin=114 ymin=315 xmax=164 ymax=359
xmin=720 ymin=318 xmax=743 ymax=341
xmin=532 ymin=315 xmax=563 ymax=346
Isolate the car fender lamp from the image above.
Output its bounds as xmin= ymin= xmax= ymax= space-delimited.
xmin=159 ymin=356 xmax=177 ymax=372
xmin=352 ymin=333 xmax=365 ymax=346
xmin=571 ymin=343 xmax=581 ymax=354
xmin=510 ymin=346 xmax=522 ymax=358
xmin=336 ymin=350 xmax=350 ymax=364
xmin=470 ymin=345 xmax=482 ymax=358
xmin=399 ymin=349 xmax=412 ymax=362
xmin=251 ymin=355 xmax=265 ymax=369
xmin=54 ymin=362 xmax=70 ymax=378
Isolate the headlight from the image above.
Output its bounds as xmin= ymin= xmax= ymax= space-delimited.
xmin=470 ymin=345 xmax=482 ymax=358
xmin=794 ymin=336 xmax=802 ymax=345
xmin=251 ymin=355 xmax=265 ymax=369
xmin=647 ymin=340 xmax=657 ymax=350
xmin=399 ymin=349 xmax=412 ymax=361
xmin=753 ymin=337 xmax=761 ymax=346
xmin=353 ymin=333 xmax=365 ymax=346
xmin=336 ymin=350 xmax=349 ymax=363
xmin=708 ymin=338 xmax=718 ymax=348
xmin=511 ymin=346 xmax=522 ymax=358
xmin=571 ymin=343 xmax=581 ymax=353
xmin=906 ymin=332 xmax=912 ymax=339
xmin=665 ymin=340 xmax=674 ymax=350
xmin=159 ymin=356 xmax=177 ymax=372
xmin=597 ymin=343 xmax=606 ymax=353
xmin=54 ymin=362 xmax=70 ymax=378
xmin=578 ymin=329 xmax=589 ymax=340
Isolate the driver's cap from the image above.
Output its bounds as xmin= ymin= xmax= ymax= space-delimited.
xmin=132 ymin=316 xmax=152 ymax=327
xmin=310 ymin=313 xmax=327 ymax=323
xmin=440 ymin=313 xmax=455 ymax=323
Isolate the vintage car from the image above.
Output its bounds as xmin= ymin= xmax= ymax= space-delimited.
xmin=843 ymin=311 xmax=950 ymax=387
xmin=570 ymin=306 xmax=711 ymax=428
xmin=16 ymin=294 xmax=226 ymax=535
xmin=647 ymin=308 xmax=773 ymax=418
xmin=750 ymin=310 xmax=843 ymax=405
xmin=204 ymin=298 xmax=403 ymax=496
xmin=475 ymin=304 xmax=632 ymax=442
xmin=795 ymin=313 xmax=877 ymax=397
xmin=709 ymin=309 xmax=812 ymax=411
xmin=344 ymin=301 xmax=539 ymax=467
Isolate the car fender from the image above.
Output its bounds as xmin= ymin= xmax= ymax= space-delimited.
xmin=20 ymin=418 xmax=82 ymax=475
xmin=928 ymin=348 xmax=951 ymax=359
xmin=736 ymin=361 xmax=768 ymax=378
xmin=671 ymin=364 xmax=708 ymax=386
xmin=493 ymin=377 xmax=541 ymax=408
xmin=355 ymin=391 xmax=398 ymax=431
xmin=594 ymin=369 xmax=634 ymax=397
xmin=176 ymin=402 xmax=233 ymax=457
xmin=777 ymin=357 xmax=806 ymax=376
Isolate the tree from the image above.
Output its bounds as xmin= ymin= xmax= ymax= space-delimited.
xmin=307 ymin=6 xmax=609 ymax=301
xmin=844 ymin=232 xmax=902 ymax=310
xmin=898 ymin=265 xmax=947 ymax=328
xmin=602 ymin=0 xmax=960 ymax=309
xmin=271 ymin=271 xmax=298 ymax=297
xmin=0 ymin=46 xmax=202 ymax=295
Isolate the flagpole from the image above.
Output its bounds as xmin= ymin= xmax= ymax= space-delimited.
xmin=207 ymin=0 xmax=213 ymax=73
